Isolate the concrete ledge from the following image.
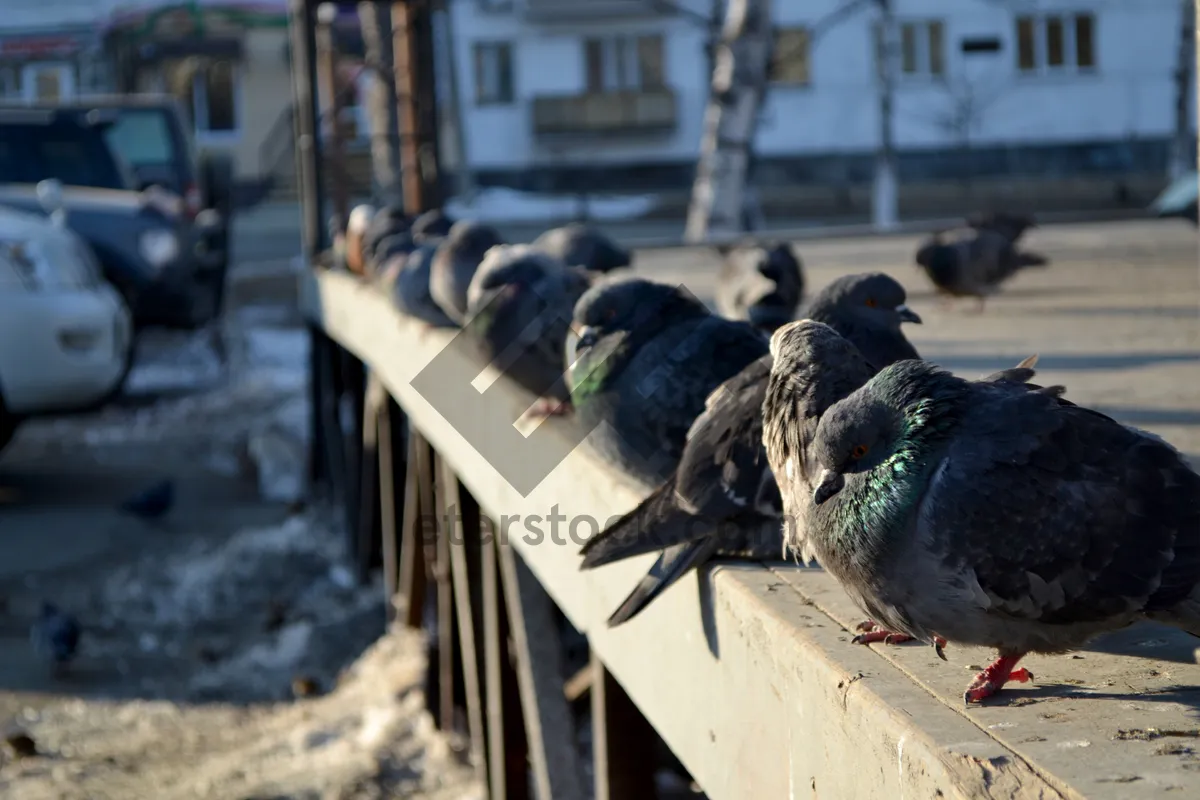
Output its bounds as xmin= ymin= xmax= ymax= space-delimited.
xmin=301 ymin=267 xmax=1200 ymax=799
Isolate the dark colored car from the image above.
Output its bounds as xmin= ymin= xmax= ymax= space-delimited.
xmin=0 ymin=105 xmax=224 ymax=330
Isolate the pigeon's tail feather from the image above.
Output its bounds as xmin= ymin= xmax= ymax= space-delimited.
xmin=579 ymin=477 xmax=712 ymax=570
xmin=1016 ymin=250 xmax=1049 ymax=268
xmin=606 ymin=538 xmax=722 ymax=627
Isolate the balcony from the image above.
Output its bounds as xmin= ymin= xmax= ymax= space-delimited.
xmin=531 ymin=89 xmax=677 ymax=137
xmin=523 ymin=0 xmax=669 ymax=23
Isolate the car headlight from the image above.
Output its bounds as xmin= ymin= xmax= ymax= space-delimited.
xmin=139 ymin=228 xmax=180 ymax=268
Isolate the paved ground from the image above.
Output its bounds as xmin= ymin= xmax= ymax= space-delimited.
xmin=0 ymin=214 xmax=1194 ymax=797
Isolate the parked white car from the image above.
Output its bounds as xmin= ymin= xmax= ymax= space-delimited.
xmin=0 ymin=204 xmax=133 ymax=455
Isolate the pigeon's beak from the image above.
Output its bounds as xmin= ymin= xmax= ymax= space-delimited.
xmin=812 ymin=469 xmax=846 ymax=506
xmin=896 ymin=304 xmax=923 ymax=324
xmin=575 ymin=325 xmax=600 ymax=351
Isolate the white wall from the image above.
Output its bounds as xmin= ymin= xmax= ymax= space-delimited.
xmin=449 ymin=1 xmax=712 ymax=170
xmin=452 ymin=0 xmax=1190 ymax=172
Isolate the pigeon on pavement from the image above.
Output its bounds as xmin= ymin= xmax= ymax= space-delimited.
xmin=120 ymin=478 xmax=174 ymax=520
xmin=383 ymin=244 xmax=458 ymax=330
xmin=964 ymin=211 xmax=1037 ymax=244
xmin=915 ymin=226 xmax=1049 ymax=312
xmin=30 ymin=602 xmax=81 ymax=673
xmin=578 ymin=275 xmax=924 ymax=625
xmin=788 ymin=355 xmax=1200 ymax=703
xmin=715 ymin=241 xmax=805 ymax=334
xmin=430 ymin=220 xmax=506 ymax=324
xmin=801 ymin=272 xmax=923 ymax=369
xmin=532 ymin=223 xmax=632 ymax=274
xmin=464 ymin=244 xmax=594 ymax=417
xmin=567 ymin=275 xmax=770 ymax=492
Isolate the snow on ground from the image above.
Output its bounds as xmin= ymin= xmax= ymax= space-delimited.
xmin=446 ymin=187 xmax=659 ymax=224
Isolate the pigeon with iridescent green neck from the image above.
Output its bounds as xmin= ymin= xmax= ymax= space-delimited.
xmin=464 ymin=244 xmax=593 ymax=417
xmin=566 ymin=276 xmax=768 ymax=489
xmin=772 ymin=353 xmax=1200 ymax=704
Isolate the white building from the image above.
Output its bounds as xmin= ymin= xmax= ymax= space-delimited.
xmin=447 ymin=0 xmax=1193 ymax=196
xmin=0 ymin=1 xmax=113 ymax=102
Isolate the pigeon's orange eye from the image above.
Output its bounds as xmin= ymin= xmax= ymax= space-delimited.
xmin=851 ymin=444 xmax=869 ymax=460
xmin=864 ymin=297 xmax=877 ymax=308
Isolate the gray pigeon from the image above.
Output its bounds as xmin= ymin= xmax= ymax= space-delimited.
xmin=801 ymin=273 xmax=923 ymax=369
xmin=567 ymin=276 xmax=769 ymax=488
xmin=532 ymin=223 xmax=632 ymax=274
xmin=915 ymin=226 xmax=1049 ymax=312
xmin=715 ymin=241 xmax=805 ymax=334
xmin=382 ymin=244 xmax=458 ymax=330
xmin=430 ymin=220 xmax=505 ymax=324
xmin=367 ymin=232 xmax=416 ymax=281
xmin=31 ymin=602 xmax=81 ymax=674
xmin=359 ymin=204 xmax=409 ymax=272
xmin=964 ymin=211 xmax=1037 ymax=244
xmin=464 ymin=244 xmax=594 ymax=416
xmin=411 ymin=208 xmax=455 ymax=244
xmin=577 ymin=276 xmax=924 ymax=625
xmin=777 ymin=355 xmax=1200 ymax=704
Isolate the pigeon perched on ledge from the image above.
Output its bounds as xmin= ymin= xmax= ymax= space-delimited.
xmin=430 ymin=220 xmax=506 ymax=325
xmin=579 ymin=274 xmax=923 ymax=626
xmin=774 ymin=353 xmax=1200 ymax=704
xmin=464 ymin=244 xmax=593 ymax=417
xmin=532 ymin=223 xmax=632 ymax=274
xmin=567 ymin=276 xmax=769 ymax=489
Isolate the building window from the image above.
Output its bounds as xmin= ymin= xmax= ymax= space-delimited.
xmin=899 ymin=20 xmax=945 ymax=78
xmin=473 ymin=41 xmax=514 ymax=105
xmin=163 ymin=58 xmax=241 ymax=138
xmin=584 ymin=34 xmax=665 ymax=93
xmin=1016 ymin=13 xmax=1096 ymax=73
xmin=0 ymin=66 xmax=20 ymax=99
xmin=770 ymin=27 xmax=810 ymax=85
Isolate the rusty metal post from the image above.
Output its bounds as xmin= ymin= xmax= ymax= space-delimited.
xmin=316 ymin=2 xmax=351 ymax=226
xmin=391 ymin=0 xmax=441 ymax=214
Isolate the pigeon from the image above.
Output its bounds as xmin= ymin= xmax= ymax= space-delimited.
xmin=567 ymin=275 xmax=770 ymax=489
xmin=30 ymin=602 xmax=81 ymax=672
xmin=532 ymin=222 xmax=632 ymax=274
xmin=411 ymin=208 xmax=455 ymax=244
xmin=464 ymin=244 xmax=593 ymax=417
xmin=964 ymin=211 xmax=1037 ymax=244
xmin=580 ymin=293 xmax=914 ymax=627
xmin=343 ymin=204 xmax=378 ymax=276
xmin=915 ymin=227 xmax=1049 ymax=312
xmin=360 ymin=203 xmax=412 ymax=269
xmin=800 ymin=273 xmax=922 ymax=369
xmin=784 ymin=356 xmax=1200 ymax=704
xmin=366 ymin=231 xmax=416 ymax=281
xmin=382 ymin=244 xmax=458 ymax=330
xmin=715 ymin=241 xmax=805 ymax=334
xmin=119 ymin=478 xmax=174 ymax=520
xmin=430 ymin=220 xmax=506 ymax=324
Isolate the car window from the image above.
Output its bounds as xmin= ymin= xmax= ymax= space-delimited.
xmin=0 ymin=122 xmax=131 ymax=190
xmin=104 ymin=110 xmax=175 ymax=166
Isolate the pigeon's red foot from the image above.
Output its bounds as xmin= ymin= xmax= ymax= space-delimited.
xmin=964 ymin=654 xmax=1033 ymax=704
xmin=851 ymin=621 xmax=947 ymax=657
xmin=528 ymin=397 xmax=571 ymax=418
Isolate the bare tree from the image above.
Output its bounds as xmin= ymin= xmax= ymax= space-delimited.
xmin=926 ymin=76 xmax=1008 ymax=194
xmin=684 ymin=0 xmax=773 ymax=243
xmin=1169 ymin=0 xmax=1196 ymax=180
xmin=358 ymin=1 xmax=402 ymax=205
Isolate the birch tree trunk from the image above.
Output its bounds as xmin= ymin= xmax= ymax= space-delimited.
xmin=873 ymin=0 xmax=899 ymax=230
xmin=359 ymin=1 xmax=402 ymax=205
xmin=1169 ymin=0 xmax=1196 ymax=180
xmin=684 ymin=0 xmax=772 ymax=244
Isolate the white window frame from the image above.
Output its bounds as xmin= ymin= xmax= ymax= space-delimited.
xmin=897 ymin=19 xmax=945 ymax=80
xmin=191 ymin=60 xmax=243 ymax=144
xmin=1015 ymin=12 xmax=1098 ymax=76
